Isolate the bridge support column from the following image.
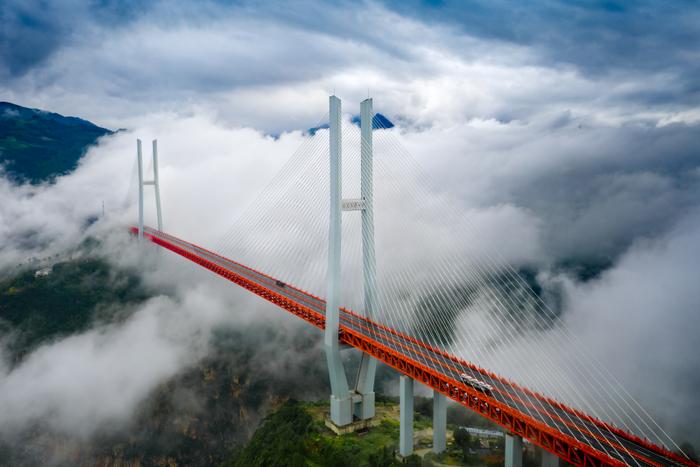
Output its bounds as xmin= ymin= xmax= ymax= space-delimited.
xmin=354 ymin=96 xmax=377 ymax=421
xmin=505 ymin=434 xmax=523 ymax=467
xmin=432 ymin=390 xmax=446 ymax=453
xmin=324 ymin=95 xmax=353 ymax=427
xmin=400 ymin=376 xmax=414 ymax=457
xmin=354 ymin=364 xmax=375 ymax=420
xmin=541 ymin=450 xmax=560 ymax=467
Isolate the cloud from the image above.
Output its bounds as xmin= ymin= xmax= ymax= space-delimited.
xmin=0 ymin=113 xmax=323 ymax=439
xmin=442 ymin=210 xmax=700 ymax=444
xmin=0 ymin=249 xmax=327 ymax=444
xmin=0 ymin=0 xmax=143 ymax=77
xmin=562 ymin=210 xmax=700 ymax=441
xmin=0 ymin=293 xmax=213 ymax=437
xmin=2 ymin=0 xmax=698 ymax=135
xmin=387 ymin=1 xmax=700 ymax=82
xmin=400 ymin=119 xmax=700 ymax=266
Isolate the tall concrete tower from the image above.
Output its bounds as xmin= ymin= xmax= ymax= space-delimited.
xmin=324 ymin=96 xmax=353 ymax=426
xmin=137 ymin=138 xmax=163 ymax=240
xmin=324 ymin=96 xmax=379 ymax=427
xmin=354 ymin=97 xmax=378 ymax=420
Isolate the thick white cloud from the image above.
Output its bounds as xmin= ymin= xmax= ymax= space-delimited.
xmin=444 ymin=208 xmax=700 ymax=445
xmin=564 ymin=210 xmax=700 ymax=439
xmin=0 ymin=114 xmax=318 ymax=442
xmin=0 ymin=293 xmax=214 ymax=437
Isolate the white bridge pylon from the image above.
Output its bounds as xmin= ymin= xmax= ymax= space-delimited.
xmin=324 ymin=95 xmax=379 ymax=426
xmin=136 ymin=139 xmax=163 ymax=239
xmin=323 ymin=95 xmax=447 ymax=457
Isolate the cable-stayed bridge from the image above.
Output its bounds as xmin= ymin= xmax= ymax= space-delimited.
xmin=131 ymin=96 xmax=696 ymax=467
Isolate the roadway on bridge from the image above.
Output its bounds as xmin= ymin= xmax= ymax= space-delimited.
xmin=140 ymin=226 xmax=686 ymax=467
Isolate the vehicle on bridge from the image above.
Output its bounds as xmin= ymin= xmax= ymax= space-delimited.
xmin=275 ymin=280 xmax=286 ymax=288
xmin=459 ymin=373 xmax=493 ymax=395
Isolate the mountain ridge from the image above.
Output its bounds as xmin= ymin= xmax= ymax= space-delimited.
xmin=307 ymin=112 xmax=395 ymax=136
xmin=0 ymin=101 xmax=113 ymax=184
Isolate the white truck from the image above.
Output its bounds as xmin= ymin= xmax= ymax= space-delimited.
xmin=459 ymin=373 xmax=494 ymax=395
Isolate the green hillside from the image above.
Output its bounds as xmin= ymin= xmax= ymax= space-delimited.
xmin=0 ymin=252 xmax=151 ymax=362
xmin=222 ymin=400 xmax=515 ymax=467
xmin=0 ymin=102 xmax=113 ymax=184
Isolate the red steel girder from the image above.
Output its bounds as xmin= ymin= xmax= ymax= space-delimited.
xmin=132 ymin=227 xmax=696 ymax=467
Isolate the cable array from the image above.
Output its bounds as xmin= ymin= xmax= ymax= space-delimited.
xmin=214 ymin=108 xmax=688 ymax=463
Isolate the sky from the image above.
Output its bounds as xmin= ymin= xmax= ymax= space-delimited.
xmin=2 ymin=0 xmax=699 ymax=132
xmin=0 ymin=0 xmax=699 ymax=459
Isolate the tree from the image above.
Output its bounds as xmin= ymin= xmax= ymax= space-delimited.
xmin=493 ymin=435 xmax=505 ymax=450
xmin=454 ymin=427 xmax=472 ymax=458
xmin=228 ymin=400 xmax=312 ymax=467
xmin=368 ymin=446 xmax=397 ymax=467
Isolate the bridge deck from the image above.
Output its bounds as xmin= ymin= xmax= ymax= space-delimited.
xmin=134 ymin=226 xmax=694 ymax=467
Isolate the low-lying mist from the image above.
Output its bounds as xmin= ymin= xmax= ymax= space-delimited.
xmin=0 ymin=109 xmax=698 ymax=460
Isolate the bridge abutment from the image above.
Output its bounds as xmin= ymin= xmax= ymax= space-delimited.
xmin=329 ymin=394 xmax=354 ymax=427
xmin=353 ymin=390 xmax=375 ymax=420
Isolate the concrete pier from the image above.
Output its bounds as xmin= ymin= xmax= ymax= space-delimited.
xmin=505 ymin=434 xmax=523 ymax=467
xmin=400 ymin=376 xmax=414 ymax=457
xmin=432 ymin=390 xmax=446 ymax=453
xmin=542 ymin=450 xmax=561 ymax=467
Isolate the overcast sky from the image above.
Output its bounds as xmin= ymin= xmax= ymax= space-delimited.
xmin=1 ymin=0 xmax=699 ymax=457
xmin=1 ymin=0 xmax=699 ymax=132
